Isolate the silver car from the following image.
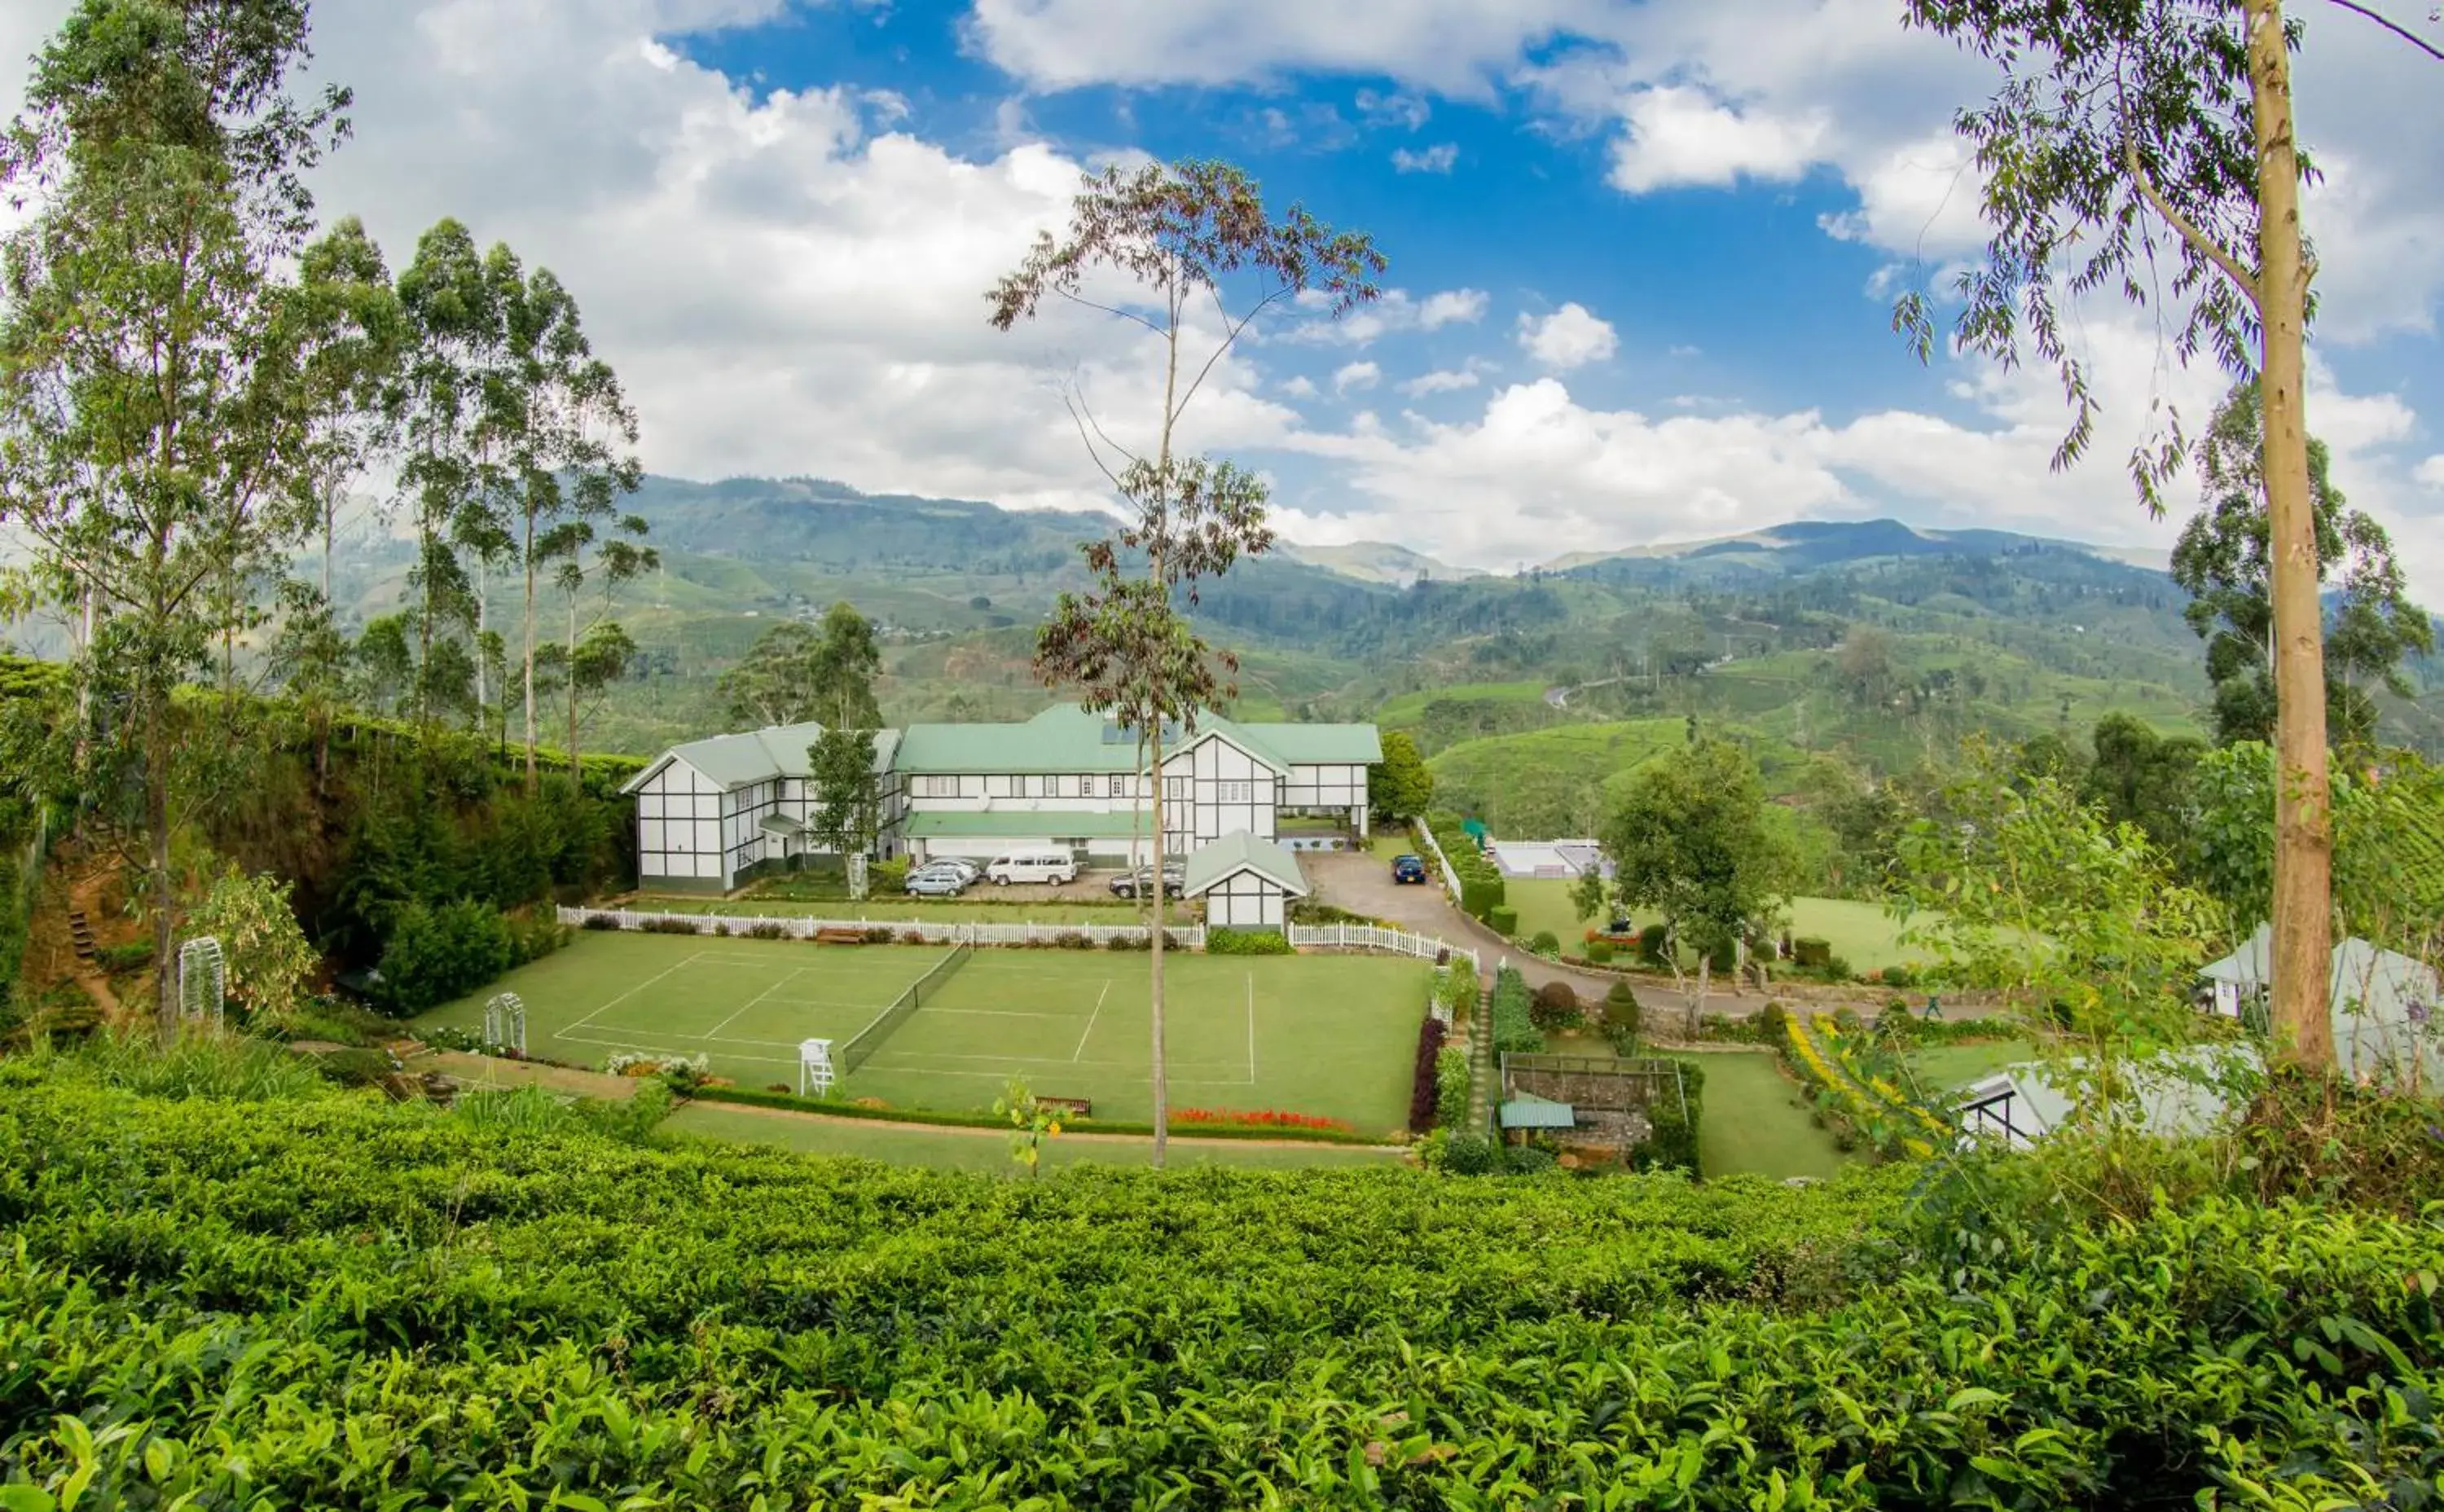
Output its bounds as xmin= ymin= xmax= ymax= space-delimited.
xmin=903 ymin=864 xmax=969 ymax=897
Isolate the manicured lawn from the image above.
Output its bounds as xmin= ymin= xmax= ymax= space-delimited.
xmin=1503 ymin=883 xmax=1942 ymax=975
xmin=1905 ymin=1040 xmax=2036 ymax=1092
xmin=1692 ymin=1051 xmax=1857 ymax=1181
xmin=668 ymin=1104 xmax=1405 ymax=1172
xmin=415 ymin=930 xmax=1431 ymax=1136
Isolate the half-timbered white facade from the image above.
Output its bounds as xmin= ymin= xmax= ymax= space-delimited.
xmin=626 ymin=704 xmax=1379 ymax=894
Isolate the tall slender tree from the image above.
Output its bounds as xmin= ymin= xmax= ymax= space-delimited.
xmin=389 ymin=218 xmax=498 ymax=731
xmin=988 ymin=160 xmax=1383 ymax=1164
xmin=2174 ymin=378 xmax=2431 ymax=749
xmin=1895 ymin=0 xmax=2440 ymax=1069
xmin=0 ymin=0 xmax=349 ymax=1038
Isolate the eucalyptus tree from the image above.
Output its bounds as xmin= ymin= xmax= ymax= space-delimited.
xmin=284 ymin=214 xmax=402 ymax=604
xmin=2174 ymin=378 xmax=2431 ymax=749
xmin=389 ymin=218 xmax=499 ymax=730
xmin=490 ymin=258 xmax=640 ymax=790
xmin=538 ymin=501 xmax=651 ymax=777
xmin=987 ymin=159 xmax=1384 ymax=1163
xmin=0 ymin=0 xmax=349 ymax=1036
xmin=1895 ymin=0 xmax=2440 ymax=1069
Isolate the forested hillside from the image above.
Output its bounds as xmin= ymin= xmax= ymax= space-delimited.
xmin=304 ymin=475 xmax=2444 ymax=764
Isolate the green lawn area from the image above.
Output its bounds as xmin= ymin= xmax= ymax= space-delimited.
xmin=1502 ymin=883 xmax=1944 ymax=976
xmin=415 ymin=931 xmax=1431 ymax=1137
xmin=1691 ymin=1052 xmax=1857 ymax=1181
xmin=669 ymin=1104 xmax=1404 ymax=1172
xmin=1905 ymin=1040 xmax=2035 ymax=1092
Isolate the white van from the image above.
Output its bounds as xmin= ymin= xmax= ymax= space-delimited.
xmin=985 ymin=850 xmax=1079 ymax=886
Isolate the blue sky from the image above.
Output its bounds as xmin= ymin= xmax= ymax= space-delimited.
xmin=4 ymin=0 xmax=2437 ymax=581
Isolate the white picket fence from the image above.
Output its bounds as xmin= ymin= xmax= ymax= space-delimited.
xmin=560 ymin=905 xmax=1204 ymax=949
xmin=561 ymin=905 xmax=1477 ymax=968
xmin=1287 ymin=922 xmax=1480 ymax=974
xmin=1412 ymin=818 xmax=1469 ymax=908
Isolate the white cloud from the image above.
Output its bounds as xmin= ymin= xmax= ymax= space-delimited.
xmin=1280 ymin=374 xmax=1320 ymax=398
xmin=1333 ymin=360 xmax=1382 ymax=393
xmin=1606 ymin=85 xmax=1828 ymax=192
xmin=2416 ymin=455 xmax=2444 ymax=490
xmin=1355 ymin=87 xmax=1431 ymax=130
xmin=1418 ymin=288 xmax=1488 ymax=328
xmin=1398 ymin=367 xmax=1484 ymax=397
xmin=1391 ymin=141 xmax=1459 ymax=174
xmin=1518 ymin=303 xmax=1618 ymax=369
xmin=1281 ymin=285 xmax=1491 ymax=345
xmin=963 ymin=0 xmax=1604 ymax=94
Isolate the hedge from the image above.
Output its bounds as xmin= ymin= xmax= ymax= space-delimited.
xmin=1633 ymin=1057 xmax=1703 ymax=1176
xmin=1407 ymin=1016 xmax=1448 ymax=1134
xmin=1488 ymin=965 xmax=1541 ymax=1056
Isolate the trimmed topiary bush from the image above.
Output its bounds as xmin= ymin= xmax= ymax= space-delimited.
xmin=1530 ymin=979 xmax=1581 ymax=1030
xmin=1207 ymin=927 xmax=1295 ymax=956
xmin=1637 ymin=923 xmax=1669 ymax=965
xmin=1485 ymin=906 xmax=1518 ymax=936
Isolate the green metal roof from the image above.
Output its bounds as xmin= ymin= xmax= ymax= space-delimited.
xmin=1180 ymin=830 xmax=1309 ymax=898
xmin=1500 ymin=1094 xmax=1577 ymax=1131
xmin=903 ymin=809 xmax=1149 ymax=838
xmin=891 ymin=702 xmax=1378 ymax=775
xmin=623 ymin=725 xmax=900 ymax=794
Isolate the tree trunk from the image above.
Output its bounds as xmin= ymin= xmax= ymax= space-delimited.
xmin=567 ymin=594 xmax=581 ymax=787
xmin=2248 ymin=0 xmax=2336 ymax=1072
xmin=1147 ymin=710 xmax=1168 ymax=1169
xmin=522 ymin=512 xmax=538 ymax=796
xmin=148 ymin=698 xmax=177 ymax=1043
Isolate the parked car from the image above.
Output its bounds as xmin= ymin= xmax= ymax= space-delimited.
xmin=903 ymin=864 xmax=970 ymax=897
xmin=985 ymin=850 xmax=1079 ymax=886
xmin=1391 ymin=853 xmax=1429 ymax=885
xmin=923 ymin=855 xmax=982 ymax=885
xmin=1108 ymin=862 xmax=1187 ymax=899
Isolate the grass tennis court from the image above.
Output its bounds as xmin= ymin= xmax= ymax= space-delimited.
xmin=415 ymin=931 xmax=1431 ymax=1136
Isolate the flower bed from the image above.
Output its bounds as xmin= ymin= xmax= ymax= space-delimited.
xmin=1173 ymin=1107 xmax=1354 ymax=1133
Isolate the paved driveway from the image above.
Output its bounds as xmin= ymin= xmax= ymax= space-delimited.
xmin=1301 ymin=850 xmax=1757 ymax=1017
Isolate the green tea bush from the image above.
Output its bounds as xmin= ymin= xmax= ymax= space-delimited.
xmin=0 ymin=1072 xmax=2437 ymax=1510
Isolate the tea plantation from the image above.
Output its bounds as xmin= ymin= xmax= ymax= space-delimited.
xmin=2 ymin=1062 xmax=2438 ymax=1508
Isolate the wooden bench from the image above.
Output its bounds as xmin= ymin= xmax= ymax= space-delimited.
xmin=1036 ymin=1096 xmax=1092 ymax=1119
xmin=815 ymin=927 xmax=867 ymax=946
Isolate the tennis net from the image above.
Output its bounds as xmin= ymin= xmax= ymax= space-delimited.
xmin=838 ymin=942 xmax=974 ymax=1073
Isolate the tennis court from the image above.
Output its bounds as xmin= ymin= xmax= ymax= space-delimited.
xmin=413 ymin=931 xmax=1431 ymax=1134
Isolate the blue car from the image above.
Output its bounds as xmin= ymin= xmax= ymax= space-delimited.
xmin=1391 ymin=853 xmax=1429 ymax=885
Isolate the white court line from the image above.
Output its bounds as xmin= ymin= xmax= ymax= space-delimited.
xmin=1072 ymin=979 xmax=1112 ymax=1062
xmin=695 ymin=966 xmax=810 ymax=1040
xmin=916 ymin=1007 xmax=1082 ymax=1022
xmin=863 ymin=1046 xmax=1253 ymax=1071
xmin=1246 ymin=972 xmax=1257 ymax=1083
xmin=555 ymin=951 xmax=706 ymax=1039
xmin=552 ymin=1027 xmax=802 ymax=1070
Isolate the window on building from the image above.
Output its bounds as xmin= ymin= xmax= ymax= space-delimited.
xmin=1219 ymin=780 xmax=1253 ymax=802
xmin=914 ymin=775 xmax=957 ymax=798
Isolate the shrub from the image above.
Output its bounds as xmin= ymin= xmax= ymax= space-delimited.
xmin=1791 ymin=936 xmax=1832 ymax=968
xmin=642 ymin=916 xmax=701 ymax=935
xmin=1881 ymin=963 xmax=1917 ymax=987
xmin=711 ymin=921 xmax=731 ymax=937
xmin=1756 ymin=1000 xmax=1790 ymax=1040
xmin=1423 ymin=1127 xmax=1501 ymax=1174
xmin=863 ymin=927 xmax=895 ymax=944
xmin=1207 ymin=927 xmax=1294 ymax=956
xmin=1603 ymin=980 xmax=1641 ymax=1038
xmin=746 ymin=922 xmax=789 ymax=941
xmin=580 ymin=912 xmax=621 ymax=930
xmin=1434 ymin=1044 xmax=1470 ymax=1129
xmin=1637 ymin=922 xmax=1669 ymax=964
xmin=1878 ymin=1000 xmax=1915 ymax=1039
xmin=1705 ymin=938 xmax=1737 ymax=974
xmin=506 ymin=909 xmax=567 ymax=967
xmin=1408 ymin=1016 xmax=1448 ymax=1134
xmin=1053 ymin=930 xmax=1092 ymax=950
xmin=375 ymin=899 xmax=516 ymax=1014
xmin=1528 ymin=930 xmax=1561 ymax=957
xmin=1824 ymin=954 xmax=1854 ymax=981
xmin=94 ymin=941 xmax=156 ymax=976
xmin=898 ymin=929 xmax=929 ymax=947
xmin=868 ymin=859 xmax=909 ymax=894
xmin=1584 ymin=938 xmax=1614 ymax=965
xmin=1432 ymin=957 xmax=1479 ymax=1028
xmin=1484 ymin=906 xmax=1518 ymax=936
xmin=1106 ymin=934 xmax=1145 ymax=951
xmin=1529 ymin=979 xmax=1581 ymax=1030
xmin=1488 ymin=966 xmax=1541 ymax=1056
